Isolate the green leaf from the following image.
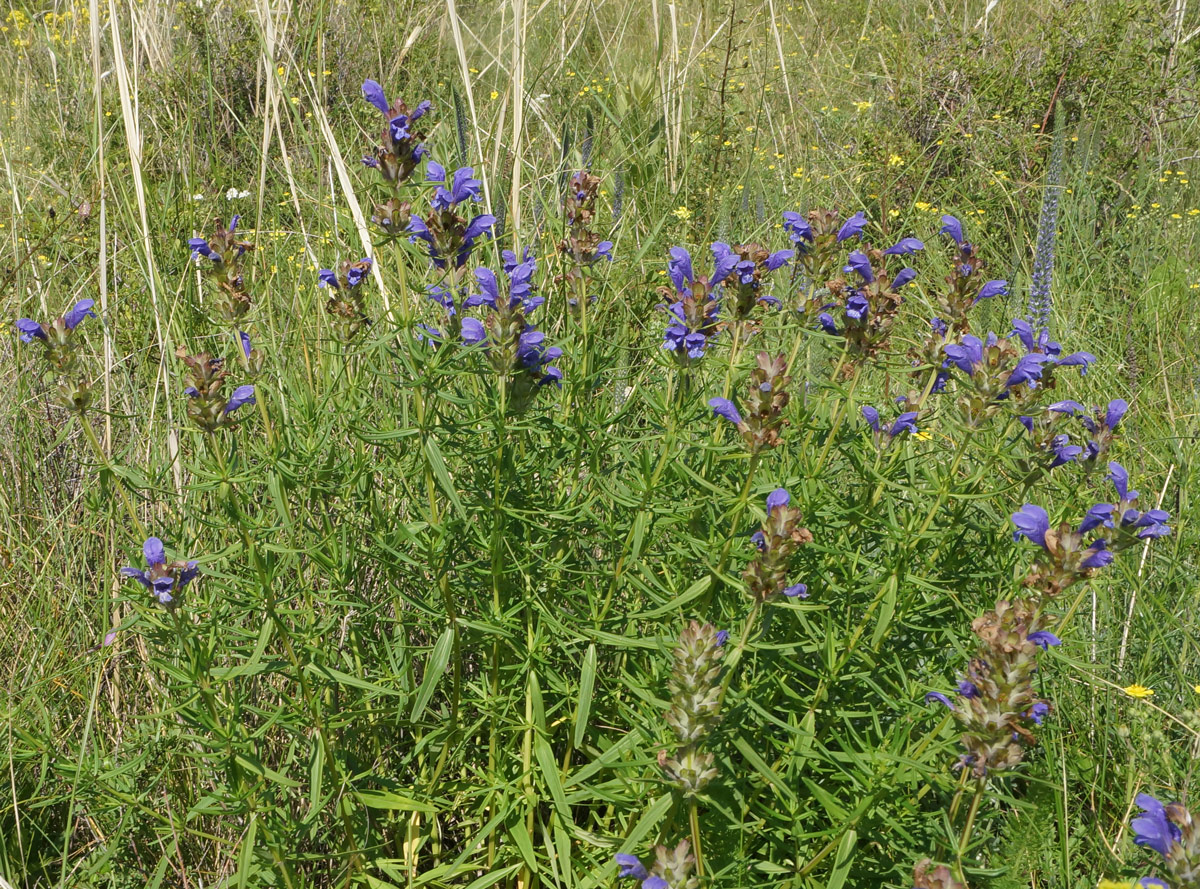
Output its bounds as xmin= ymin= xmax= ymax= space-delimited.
xmin=355 ymin=790 xmax=435 ymax=813
xmin=573 ymin=644 xmax=597 ymax=748
xmin=410 ymin=626 xmax=454 ymax=722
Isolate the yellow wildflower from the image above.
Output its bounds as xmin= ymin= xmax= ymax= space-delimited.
xmin=1123 ymin=684 xmax=1154 ymax=699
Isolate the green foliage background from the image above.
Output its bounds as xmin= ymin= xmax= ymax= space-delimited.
xmin=1 ymin=0 xmax=1198 ymax=886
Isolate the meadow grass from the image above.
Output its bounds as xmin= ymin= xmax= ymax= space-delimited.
xmin=2 ymin=0 xmax=1200 ymax=886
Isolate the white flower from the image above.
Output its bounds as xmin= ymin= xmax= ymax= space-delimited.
xmin=225 ymin=187 xmax=250 ymax=201
xmin=191 ymin=193 xmax=205 ymax=201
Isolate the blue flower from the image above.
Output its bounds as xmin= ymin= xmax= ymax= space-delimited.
xmin=345 ymin=259 xmax=372 ymax=287
xmin=783 ymin=582 xmax=808 ymax=598
xmin=766 ymin=488 xmax=790 ymax=513
xmin=890 ymin=412 xmax=919 ymax=436
xmin=977 ymin=280 xmax=1008 ymax=300
xmin=1106 ymin=399 xmax=1129 ymax=430
xmin=944 ymin=335 xmax=984 ymax=375
xmin=1028 ymin=631 xmax=1061 ymax=650
xmin=882 ymin=237 xmax=923 ymax=255
xmin=16 ymin=318 xmax=46 ymax=342
xmin=925 ymin=691 xmax=954 ymax=710
xmin=930 ymin=317 xmax=948 ymax=337
xmin=709 ymin=397 xmax=743 ymax=426
xmin=845 ymin=293 xmax=870 ymax=321
xmin=318 ymin=268 xmax=339 ymax=289
xmin=189 ymin=237 xmax=220 ymax=261
xmin=667 ymin=247 xmax=694 ymax=293
xmin=836 ymin=211 xmax=867 ymax=242
xmin=958 ymin=680 xmax=979 ymax=697
xmin=1109 ymin=462 xmax=1138 ymax=502
xmin=615 ymin=854 xmax=648 ymax=880
xmin=1005 ymin=352 xmax=1054 ymax=388
xmin=1078 ymin=503 xmax=1115 ymax=534
xmin=1049 ymin=434 xmax=1083 ymax=467
xmin=461 ymin=317 xmax=487 ymax=346
xmin=1048 ymin=400 xmax=1085 ymax=415
xmin=861 ymin=405 xmax=880 ymax=432
xmin=362 ymin=78 xmax=389 ymax=114
xmin=892 ymin=268 xmax=917 ymax=289
xmin=1132 ymin=794 xmax=1181 ymax=860
xmin=428 ymin=163 xmax=483 ymax=210
xmin=1027 ymin=701 xmax=1050 ymax=725
xmin=1137 ymin=878 xmax=1169 ymax=889
xmin=240 ymin=331 xmax=252 ymax=360
xmin=782 ymin=211 xmax=814 ymax=248
xmin=1080 ymin=540 xmax=1114 ymax=569
xmin=1012 ymin=504 xmax=1050 ymax=548
xmin=843 ymin=250 xmax=874 ymax=283
xmin=64 ymin=299 xmax=97 ymax=329
xmin=817 ymin=312 xmax=838 ymax=335
xmin=224 ymin=385 xmax=256 ymax=414
xmin=939 ymin=215 xmax=965 ymax=246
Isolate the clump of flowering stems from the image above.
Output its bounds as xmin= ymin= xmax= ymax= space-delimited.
xmin=176 ymin=347 xmax=257 ymax=434
xmin=657 ymin=620 xmax=726 ymax=878
xmin=318 ymin=258 xmax=374 ymax=339
xmin=1128 ymin=793 xmax=1200 ymax=888
xmin=16 ymin=298 xmax=97 ymax=412
xmin=918 ymin=461 xmax=1171 ymax=879
xmin=188 ymin=216 xmax=256 ymax=323
xmin=707 ymin=351 xmax=791 ymax=453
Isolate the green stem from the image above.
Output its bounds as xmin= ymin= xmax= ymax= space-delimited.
xmin=77 ymin=414 xmax=147 ymax=540
xmin=688 ymin=798 xmax=706 ymax=878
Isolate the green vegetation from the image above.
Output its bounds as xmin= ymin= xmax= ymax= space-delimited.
xmin=2 ymin=0 xmax=1198 ymax=886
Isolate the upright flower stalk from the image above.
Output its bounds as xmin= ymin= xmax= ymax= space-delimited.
xmin=318 ymin=258 xmax=374 ymax=339
xmin=812 ymin=232 xmax=923 ymax=374
xmin=1027 ymin=124 xmax=1066 ymax=337
xmin=189 ymin=216 xmax=256 ymax=323
xmin=177 ymin=347 xmax=257 ymax=434
xmin=458 ymin=251 xmax=563 ymax=411
xmin=707 ymin=351 xmax=791 ymax=453
xmin=659 ymin=245 xmax=737 ymax=365
xmin=407 ymin=161 xmax=496 ymax=270
xmin=742 ymin=488 xmax=812 ymax=602
xmin=16 ymin=298 xmax=98 ymax=411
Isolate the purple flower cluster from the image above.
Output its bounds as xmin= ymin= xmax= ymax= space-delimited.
xmin=450 ymin=252 xmax=563 ymax=401
xmin=407 ymin=162 xmax=496 ymax=269
xmin=121 ymin=537 xmax=199 ymax=609
xmin=659 ymin=246 xmax=732 ymax=363
xmin=1011 ymin=462 xmax=1170 ymax=594
xmin=360 ymin=79 xmax=431 ymax=186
